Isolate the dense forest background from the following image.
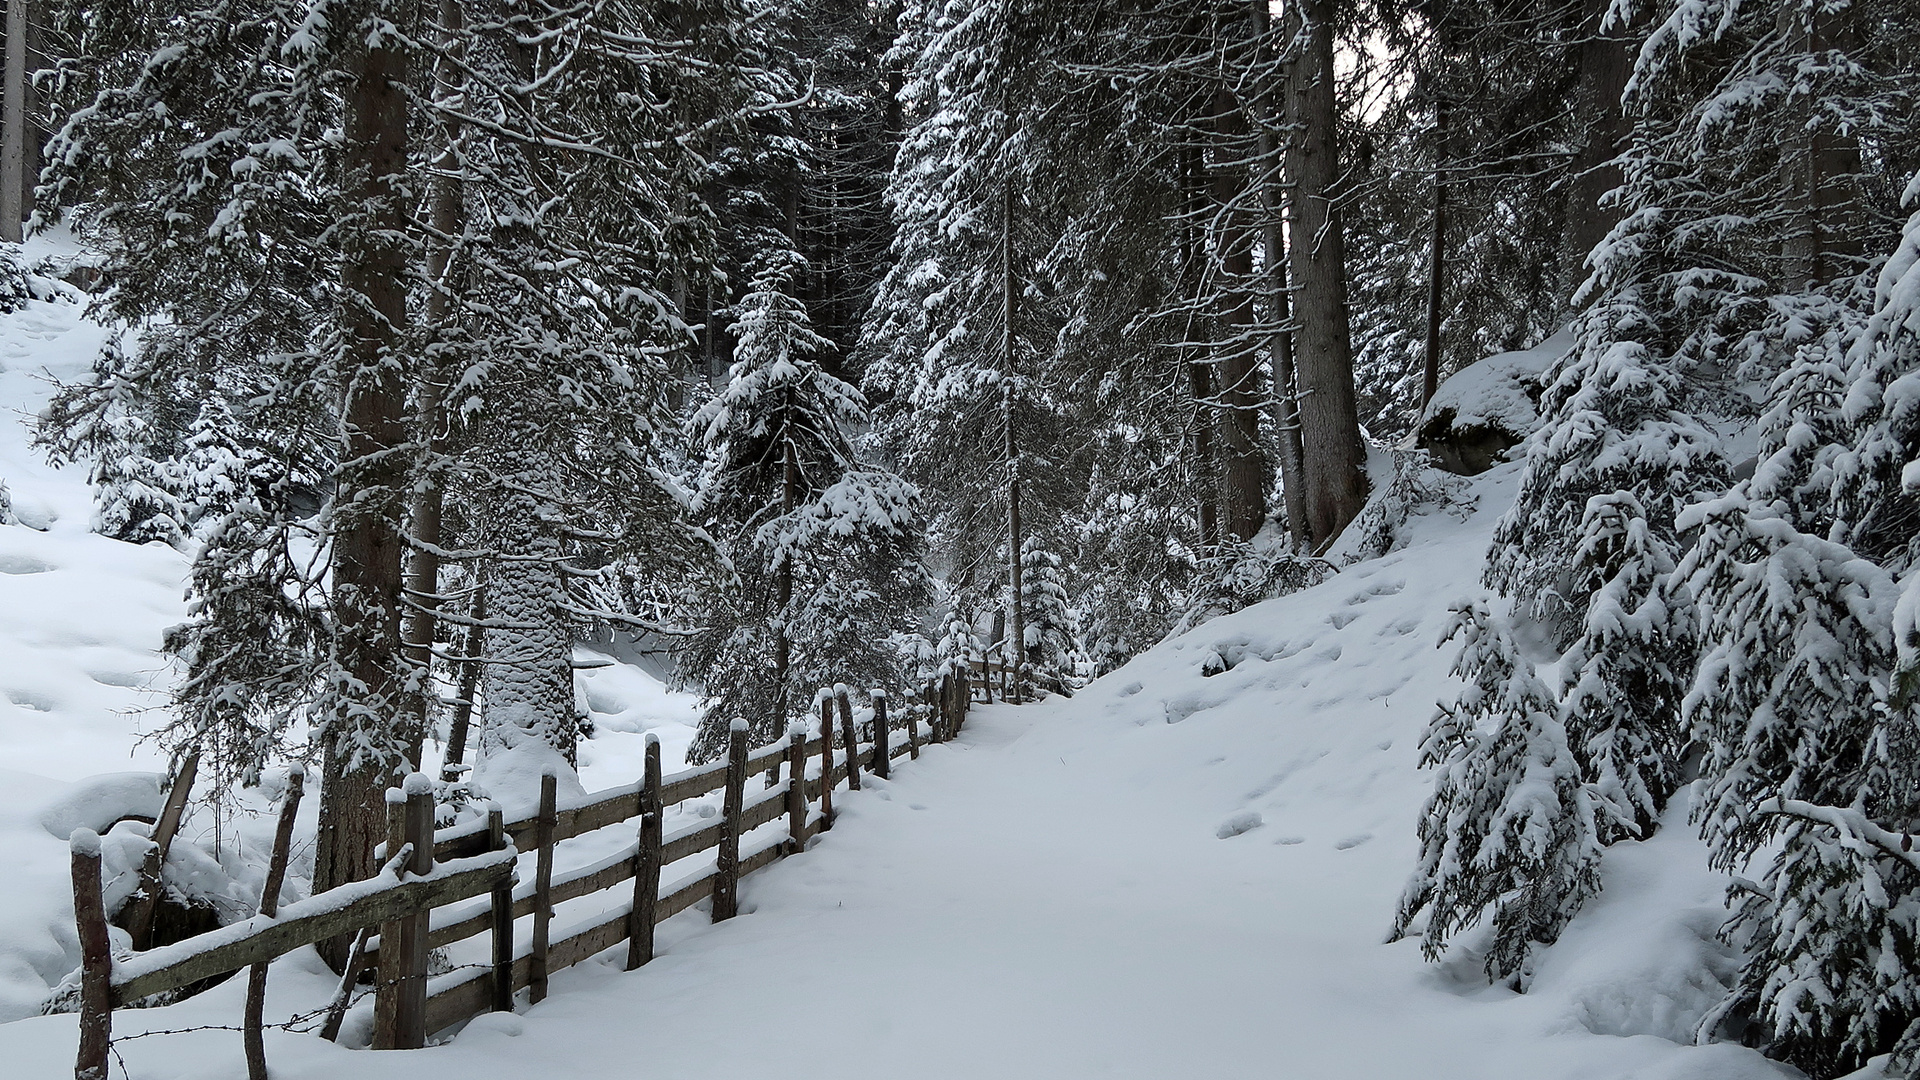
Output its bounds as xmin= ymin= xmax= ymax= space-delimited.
xmin=2 ymin=0 xmax=1918 ymax=1075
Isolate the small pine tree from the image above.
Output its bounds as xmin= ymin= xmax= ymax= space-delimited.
xmin=174 ymin=396 xmax=249 ymax=541
xmin=1557 ymin=492 xmax=1691 ymax=841
xmin=90 ymin=414 xmax=184 ymax=547
xmin=1391 ymin=601 xmax=1603 ymax=988
xmin=1017 ymin=535 xmax=1077 ymax=694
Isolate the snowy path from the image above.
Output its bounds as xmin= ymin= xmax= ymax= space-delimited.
xmin=0 ymin=461 xmax=1790 ymax=1078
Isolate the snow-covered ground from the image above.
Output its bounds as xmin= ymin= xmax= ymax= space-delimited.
xmin=0 ymin=289 xmax=1797 ymax=1080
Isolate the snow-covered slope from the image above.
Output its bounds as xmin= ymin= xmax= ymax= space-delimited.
xmin=0 ymin=451 xmax=1795 ymax=1078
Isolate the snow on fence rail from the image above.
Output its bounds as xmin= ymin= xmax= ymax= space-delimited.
xmin=67 ymin=673 xmax=973 ymax=1080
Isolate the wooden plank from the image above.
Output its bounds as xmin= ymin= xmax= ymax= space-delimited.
xmin=784 ymin=723 xmax=807 ymax=853
xmin=113 ymin=851 xmax=513 ymax=1006
xmin=872 ymin=690 xmax=891 ymax=779
xmin=424 ymin=953 xmax=529 ymax=1038
xmin=371 ymin=791 xmax=407 ymax=1050
xmin=129 ymin=751 xmax=198 ymax=952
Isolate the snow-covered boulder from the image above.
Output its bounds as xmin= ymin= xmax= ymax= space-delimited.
xmin=1416 ymin=327 xmax=1571 ymax=475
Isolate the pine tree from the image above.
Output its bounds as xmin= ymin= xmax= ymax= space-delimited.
xmin=1016 ymin=535 xmax=1076 ymax=695
xmin=90 ymin=414 xmax=184 ymax=547
xmin=173 ymin=396 xmax=250 ymax=542
xmin=1391 ymin=601 xmax=1603 ymax=988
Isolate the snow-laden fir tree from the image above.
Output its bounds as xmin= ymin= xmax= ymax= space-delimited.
xmin=684 ymin=237 xmax=927 ymax=761
xmin=90 ymin=413 xmax=184 ymax=547
xmin=1390 ymin=601 xmax=1603 ymax=988
xmin=1015 ymin=535 xmax=1077 ymax=695
xmin=173 ymin=396 xmax=251 ymax=543
xmin=1557 ymin=492 xmax=1692 ymax=841
xmin=1677 ymin=177 xmax=1920 ymax=1075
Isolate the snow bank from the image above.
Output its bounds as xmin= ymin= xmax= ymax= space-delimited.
xmin=1417 ymin=327 xmax=1572 ymax=475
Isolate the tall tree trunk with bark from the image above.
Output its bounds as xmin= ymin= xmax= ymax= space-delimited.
xmin=313 ymin=8 xmax=412 ymax=965
xmin=0 ymin=0 xmax=26 ymax=242
xmin=1002 ymin=183 xmax=1024 ymax=704
xmin=1420 ymin=93 xmax=1448 ymax=412
xmin=1562 ymin=0 xmax=1633 ymax=290
xmin=1251 ymin=0 xmax=1308 ymax=547
xmin=1284 ymin=0 xmax=1367 ymax=550
xmin=1777 ymin=0 xmax=1863 ymax=291
xmin=401 ymin=0 xmax=467 ymax=768
xmin=1179 ymin=140 xmax=1220 ymax=549
xmin=1210 ymin=89 xmax=1267 ymax=544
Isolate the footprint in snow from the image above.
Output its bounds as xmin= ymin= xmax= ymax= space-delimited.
xmin=1334 ymin=833 xmax=1373 ymax=850
xmin=1273 ymin=836 xmax=1306 ymax=846
xmin=1215 ymin=811 xmax=1263 ymax=839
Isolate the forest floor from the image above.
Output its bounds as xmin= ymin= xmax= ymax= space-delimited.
xmin=0 ymin=276 xmax=1821 ymax=1078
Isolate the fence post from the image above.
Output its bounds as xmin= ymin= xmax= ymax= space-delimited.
xmin=626 ymin=735 xmax=662 ymax=970
xmin=712 ymin=719 xmax=749 ymax=923
xmin=71 ymin=829 xmax=109 ymax=1080
xmin=372 ymin=786 xmax=407 ymax=1048
xmin=488 ymin=803 xmax=513 ymax=1012
xmin=244 ymin=764 xmax=304 ymax=1080
xmin=130 ymin=750 xmax=198 ymax=952
xmin=906 ymin=693 xmax=921 ymax=760
xmin=816 ymin=690 xmax=836 ymax=830
xmin=871 ymin=689 xmax=890 ymax=779
xmin=783 ymin=723 xmax=809 ymax=852
xmin=530 ymin=770 xmax=557 ymax=1005
xmin=836 ymin=684 xmax=861 ymax=792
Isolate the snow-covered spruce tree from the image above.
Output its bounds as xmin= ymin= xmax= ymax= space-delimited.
xmin=1557 ymin=491 xmax=1693 ymax=841
xmin=684 ymin=238 xmax=927 ymax=760
xmin=173 ymin=396 xmax=251 ymax=542
xmin=89 ymin=413 xmax=185 ymax=546
xmin=1676 ymin=181 xmax=1920 ymax=1075
xmin=1390 ymin=601 xmax=1602 ymax=988
xmin=1016 ymin=535 xmax=1077 ymax=695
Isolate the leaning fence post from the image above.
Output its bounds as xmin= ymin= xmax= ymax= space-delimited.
xmin=626 ymin=735 xmax=663 ymax=970
xmin=836 ymin=684 xmax=861 ymax=792
xmin=71 ymin=829 xmax=110 ymax=1080
xmin=783 ymin=722 xmax=808 ymax=852
xmin=130 ymin=750 xmax=198 ymax=952
xmin=244 ymin=764 xmax=304 ymax=1080
xmin=488 ymin=803 xmax=514 ymax=1012
xmin=816 ymin=690 xmax=836 ymax=830
xmin=530 ymin=770 xmax=558 ymax=1005
xmin=871 ymin=689 xmax=890 ymax=779
xmin=713 ymin=719 xmax=749 ymax=922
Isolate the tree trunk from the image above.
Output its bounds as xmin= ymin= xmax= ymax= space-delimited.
xmin=1284 ymin=0 xmax=1368 ymax=550
xmin=1209 ymin=88 xmax=1266 ymax=543
xmin=1420 ymin=94 xmax=1449 ymax=413
xmin=402 ymin=0 xmax=467 ymax=769
xmin=1777 ymin=0 xmax=1862 ymax=291
xmin=1562 ymin=0 xmax=1633 ymax=290
xmin=1001 ymin=185 xmax=1024 ymax=705
xmin=1179 ymin=140 xmax=1220 ymax=549
xmin=0 ymin=0 xmax=26 ymax=242
xmin=773 ymin=430 xmax=797 ymax=719
xmin=313 ymin=4 xmax=413 ymax=969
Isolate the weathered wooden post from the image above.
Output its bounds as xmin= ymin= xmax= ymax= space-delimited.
xmin=530 ymin=770 xmax=558 ymax=1004
xmin=836 ymin=684 xmax=861 ymax=792
xmin=906 ymin=693 xmax=921 ymax=760
xmin=712 ymin=719 xmax=749 ymax=922
xmin=244 ymin=764 xmax=304 ymax=1080
xmin=783 ymin=722 xmax=808 ymax=852
xmin=130 ymin=750 xmax=199 ymax=951
xmin=71 ymin=829 xmax=110 ymax=1080
xmin=318 ymin=927 xmax=371 ymax=1042
xmin=374 ymin=773 xmax=434 ymax=1049
xmin=871 ymin=689 xmax=890 ymax=779
xmin=816 ymin=690 xmax=836 ymax=830
xmin=626 ymin=735 xmax=663 ymax=969
xmin=488 ymin=803 xmax=513 ymax=1011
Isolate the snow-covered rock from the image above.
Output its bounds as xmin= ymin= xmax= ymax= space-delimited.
xmin=1416 ymin=327 xmax=1572 ymax=475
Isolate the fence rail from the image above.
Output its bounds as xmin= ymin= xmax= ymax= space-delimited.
xmin=68 ymin=673 xmax=972 ymax=1080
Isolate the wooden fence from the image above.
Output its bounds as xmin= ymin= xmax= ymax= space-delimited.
xmin=68 ymin=675 xmax=972 ymax=1080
